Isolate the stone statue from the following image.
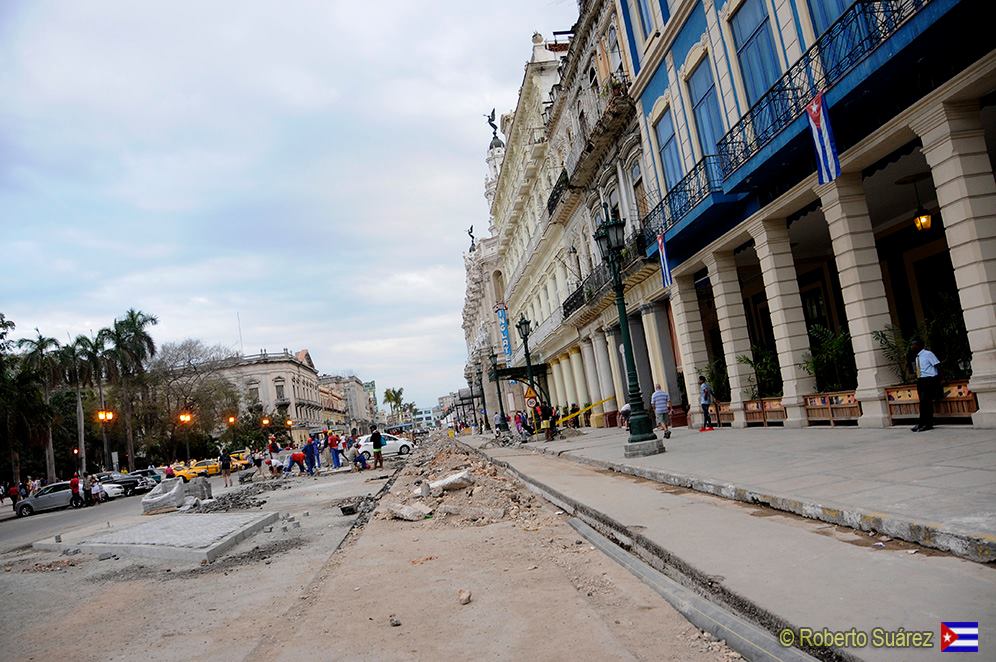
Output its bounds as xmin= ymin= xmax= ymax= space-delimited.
xmin=467 ymin=225 xmax=476 ymax=252
xmin=486 ymin=108 xmax=498 ymax=137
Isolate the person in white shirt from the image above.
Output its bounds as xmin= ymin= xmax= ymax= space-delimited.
xmin=911 ymin=338 xmax=940 ymax=432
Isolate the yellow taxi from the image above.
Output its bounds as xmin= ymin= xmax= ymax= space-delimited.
xmin=173 ymin=459 xmax=221 ymax=481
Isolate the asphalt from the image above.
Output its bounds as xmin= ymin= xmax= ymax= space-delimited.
xmin=501 ymin=425 xmax=996 ymax=561
xmin=463 ymin=435 xmax=996 ymax=662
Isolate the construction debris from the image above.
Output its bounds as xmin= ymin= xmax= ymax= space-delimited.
xmin=387 ymin=502 xmax=433 ymax=521
xmin=458 ymin=589 xmax=472 ymax=605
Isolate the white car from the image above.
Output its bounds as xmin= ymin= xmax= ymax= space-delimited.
xmin=354 ymin=433 xmax=412 ymax=460
xmin=101 ymin=483 xmax=125 ymax=499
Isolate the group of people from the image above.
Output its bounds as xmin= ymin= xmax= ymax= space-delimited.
xmin=252 ymin=424 xmax=386 ymax=479
xmin=2 ymin=473 xmax=112 ymax=513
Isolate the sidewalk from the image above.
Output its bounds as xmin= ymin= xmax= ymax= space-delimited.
xmin=463 ymin=436 xmax=996 ymax=661
xmin=503 ymin=425 xmax=996 ymax=561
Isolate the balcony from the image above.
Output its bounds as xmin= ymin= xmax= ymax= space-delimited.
xmin=640 ymin=155 xmax=725 ymax=247
xmin=509 ymin=306 xmax=563 ymax=367
xmin=546 ymin=169 xmax=570 ymax=217
xmin=562 ymin=71 xmax=634 ymax=191
xmin=562 ymin=232 xmax=654 ymax=323
xmin=717 ymin=0 xmax=938 ymax=183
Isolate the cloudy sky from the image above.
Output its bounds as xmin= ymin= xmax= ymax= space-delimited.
xmin=0 ymin=0 xmax=577 ymax=407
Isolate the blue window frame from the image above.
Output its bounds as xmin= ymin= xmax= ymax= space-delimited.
xmin=807 ymin=0 xmax=849 ymax=35
xmin=731 ymin=0 xmax=781 ymax=107
xmin=636 ymin=0 xmax=654 ymax=38
xmin=654 ymin=110 xmax=683 ymax=190
xmin=688 ymin=57 xmax=724 ymax=157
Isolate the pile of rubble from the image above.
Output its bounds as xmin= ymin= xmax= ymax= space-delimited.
xmin=193 ymin=480 xmax=292 ymax=513
xmin=377 ymin=439 xmax=544 ymax=528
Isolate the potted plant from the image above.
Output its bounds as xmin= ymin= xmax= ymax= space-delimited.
xmin=699 ymin=359 xmax=732 ymax=426
xmin=736 ymin=346 xmax=784 ymax=426
xmin=802 ymin=325 xmax=860 ymax=425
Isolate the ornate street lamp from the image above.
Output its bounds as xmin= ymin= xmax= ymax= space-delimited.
xmin=475 ymin=364 xmax=490 ymax=431
xmin=178 ymin=412 xmax=193 ymax=463
xmin=489 ymin=348 xmax=508 ymax=431
xmin=515 ymin=313 xmax=538 ymax=427
xmin=96 ymin=409 xmax=115 ymax=468
xmin=594 ymin=207 xmax=664 ymax=457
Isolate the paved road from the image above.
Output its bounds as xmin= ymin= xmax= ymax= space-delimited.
xmin=0 ymin=475 xmax=239 ymax=554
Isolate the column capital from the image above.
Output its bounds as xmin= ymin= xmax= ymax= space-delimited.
xmin=814 ymin=171 xmax=863 ymax=201
xmin=639 ymin=303 xmax=658 ymax=316
xmin=909 ymin=100 xmax=982 ymax=142
xmin=568 ymin=345 xmax=582 ymax=356
xmin=745 ymin=216 xmax=788 ymax=243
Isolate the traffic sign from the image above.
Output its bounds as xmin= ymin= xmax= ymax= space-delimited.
xmin=525 ymin=397 xmax=537 ymax=408
xmin=524 ymin=386 xmax=537 ymax=400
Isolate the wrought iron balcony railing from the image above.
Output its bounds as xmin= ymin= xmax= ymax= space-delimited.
xmin=716 ymin=0 xmax=932 ymax=177
xmin=564 ymin=71 xmax=632 ymax=179
xmin=641 ymin=155 xmax=724 ymax=246
xmin=562 ymin=231 xmax=647 ymax=319
xmin=546 ymin=168 xmax=570 ymax=216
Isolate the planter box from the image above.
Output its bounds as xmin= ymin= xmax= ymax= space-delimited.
xmin=744 ymin=397 xmax=786 ymax=426
xmin=707 ymin=402 xmax=734 ymax=427
xmin=886 ymin=380 xmax=978 ymax=421
xmin=805 ymin=390 xmax=861 ymax=426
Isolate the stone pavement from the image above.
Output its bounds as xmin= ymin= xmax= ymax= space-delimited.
xmin=472 ymin=425 xmax=996 ymax=561
xmin=463 ymin=437 xmax=996 ymax=662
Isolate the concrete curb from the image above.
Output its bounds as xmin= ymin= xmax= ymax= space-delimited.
xmin=523 ymin=442 xmax=996 ymax=563
xmin=458 ymin=441 xmax=853 ymax=662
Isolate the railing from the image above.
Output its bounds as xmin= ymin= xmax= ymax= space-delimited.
xmin=717 ymin=0 xmax=932 ymax=177
xmin=562 ymin=231 xmax=647 ymax=319
xmin=503 ymin=213 xmax=550 ymax=302
xmin=546 ymin=168 xmax=570 ymax=216
xmin=564 ymin=71 xmax=632 ymax=177
xmin=641 ymin=155 xmax=724 ymax=246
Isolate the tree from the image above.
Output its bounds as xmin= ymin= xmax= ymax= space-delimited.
xmin=75 ymin=332 xmax=113 ymax=467
xmin=100 ymin=309 xmax=158 ymax=471
xmin=383 ymin=387 xmax=404 ymax=416
xmin=17 ymin=331 xmax=61 ymax=481
xmin=58 ymin=339 xmax=91 ymax=474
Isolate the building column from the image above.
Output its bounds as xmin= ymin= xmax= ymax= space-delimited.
xmin=670 ymin=274 xmax=712 ymax=427
xmin=555 ymin=262 xmax=569 ymax=301
xmin=628 ymin=313 xmax=656 ymax=410
xmin=913 ymin=101 xmax=996 ymax=428
xmin=594 ymin=329 xmax=619 ymax=418
xmin=568 ymin=346 xmax=590 ymax=409
xmin=749 ymin=217 xmax=817 ymax=427
xmin=816 ymin=173 xmax=893 ymax=427
xmin=549 ymin=358 xmax=565 ymax=410
xmin=580 ymin=338 xmax=604 ymax=426
xmin=703 ymin=251 xmax=753 ymax=427
xmin=559 ymin=352 xmax=579 ymax=409
xmin=538 ymin=282 xmax=551 ymax=319
xmin=640 ymin=303 xmax=669 ymax=391
xmin=604 ymin=328 xmax=627 ymax=418
xmin=657 ymin=302 xmax=683 ymax=402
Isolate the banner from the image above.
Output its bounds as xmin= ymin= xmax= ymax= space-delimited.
xmin=494 ymin=303 xmax=515 ymax=383
xmin=657 ymin=233 xmax=672 ymax=288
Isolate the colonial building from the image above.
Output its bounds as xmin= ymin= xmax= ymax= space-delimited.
xmin=466 ymin=0 xmax=996 ymax=429
xmin=319 ymin=374 xmax=376 ymax=431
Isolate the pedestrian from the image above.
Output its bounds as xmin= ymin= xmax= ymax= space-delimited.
xmin=329 ymin=433 xmax=342 ymax=469
xmin=69 ymin=473 xmax=84 ymax=508
xmin=344 ymin=442 xmax=367 ymax=471
xmin=219 ymin=450 xmax=233 ymax=487
xmin=910 ymin=338 xmax=941 ymax=432
xmin=651 ymin=384 xmax=672 ymax=439
xmin=303 ymin=437 xmax=317 ymax=476
xmin=287 ymin=449 xmax=306 ymax=475
xmin=699 ymin=375 xmax=715 ymax=431
xmin=370 ymin=424 xmax=384 ymax=469
xmin=7 ymin=483 xmax=18 ymax=512
xmin=540 ymin=403 xmax=553 ymax=441
xmin=252 ymin=450 xmax=264 ymax=477
xmin=90 ymin=477 xmax=102 ymax=504
xmin=569 ymin=403 xmax=581 ymax=429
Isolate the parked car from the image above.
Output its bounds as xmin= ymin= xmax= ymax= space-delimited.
xmin=174 ymin=459 xmax=220 ymax=482
xmin=130 ymin=468 xmax=164 ymax=484
xmin=355 ymin=433 xmax=412 ymax=460
xmin=101 ymin=483 xmax=125 ymax=499
xmin=96 ymin=472 xmax=152 ymax=496
xmin=16 ymin=481 xmax=83 ymax=517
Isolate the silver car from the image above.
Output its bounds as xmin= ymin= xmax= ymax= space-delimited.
xmin=16 ymin=481 xmax=83 ymax=517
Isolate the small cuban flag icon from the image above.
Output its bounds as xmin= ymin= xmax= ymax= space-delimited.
xmin=941 ymin=622 xmax=979 ymax=652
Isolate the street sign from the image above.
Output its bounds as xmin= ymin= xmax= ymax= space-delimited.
xmin=525 ymin=397 xmax=537 ymax=408
xmin=524 ymin=386 xmax=537 ymax=400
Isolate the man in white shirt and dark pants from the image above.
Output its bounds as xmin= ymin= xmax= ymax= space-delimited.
xmin=911 ymin=338 xmax=941 ymax=432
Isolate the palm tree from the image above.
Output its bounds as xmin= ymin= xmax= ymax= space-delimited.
xmin=76 ymin=332 xmax=112 ymax=468
xmin=383 ymin=387 xmax=404 ymax=418
xmin=59 ymin=339 xmax=89 ymax=474
xmin=0 ymin=314 xmax=21 ymax=482
xmin=17 ymin=331 xmax=61 ymax=481
xmin=100 ymin=309 xmax=158 ymax=471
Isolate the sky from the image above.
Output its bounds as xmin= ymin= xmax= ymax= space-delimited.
xmin=0 ymin=0 xmax=578 ymax=408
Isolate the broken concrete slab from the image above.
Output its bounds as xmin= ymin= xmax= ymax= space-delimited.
xmin=427 ymin=470 xmax=474 ymax=492
xmin=387 ymin=502 xmax=433 ymax=521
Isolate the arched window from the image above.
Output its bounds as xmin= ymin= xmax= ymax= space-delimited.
xmin=631 ymin=160 xmax=648 ymax=219
xmin=607 ymin=26 xmax=622 ymax=72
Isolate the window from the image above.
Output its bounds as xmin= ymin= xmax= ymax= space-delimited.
xmin=248 ymin=386 xmax=259 ymax=402
xmin=731 ymin=0 xmax=781 ymax=106
xmin=636 ymin=0 xmax=654 ymax=38
xmin=807 ymin=0 xmax=848 ymax=35
xmin=275 ymin=384 xmax=285 ymax=400
xmin=607 ymin=26 xmax=622 ymax=72
xmin=688 ymin=57 xmax=725 ymax=157
xmin=631 ymin=161 xmax=649 ymax=219
xmin=654 ymin=110 xmax=683 ymax=189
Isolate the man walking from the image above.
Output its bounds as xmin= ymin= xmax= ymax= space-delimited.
xmin=219 ymin=450 xmax=233 ymax=487
xmin=650 ymin=384 xmax=672 ymax=439
xmin=69 ymin=473 xmax=83 ymax=508
xmin=699 ymin=375 xmax=715 ymax=432
xmin=911 ymin=338 xmax=941 ymax=432
xmin=370 ymin=424 xmax=384 ymax=469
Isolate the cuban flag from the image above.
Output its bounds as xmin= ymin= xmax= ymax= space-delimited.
xmin=657 ymin=233 xmax=672 ymax=288
xmin=940 ymin=622 xmax=979 ymax=652
xmin=805 ymin=91 xmax=841 ymax=184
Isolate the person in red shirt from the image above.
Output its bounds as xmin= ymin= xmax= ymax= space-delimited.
xmin=7 ymin=484 xmax=19 ymax=512
xmin=69 ymin=473 xmax=83 ymax=508
xmin=289 ymin=450 xmax=306 ymax=474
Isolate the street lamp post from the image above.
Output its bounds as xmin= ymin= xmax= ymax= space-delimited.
xmin=515 ymin=314 xmax=538 ymax=428
xmin=475 ymin=365 xmax=489 ymax=431
xmin=285 ymin=419 xmax=294 ymax=446
xmin=178 ymin=412 xmax=193 ymax=463
xmin=467 ymin=378 xmax=480 ymax=431
xmin=489 ymin=349 xmax=508 ymax=431
xmin=594 ymin=208 xmax=664 ymax=457
xmin=96 ymin=410 xmax=114 ymax=471
xmin=227 ymin=415 xmax=237 ymax=451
